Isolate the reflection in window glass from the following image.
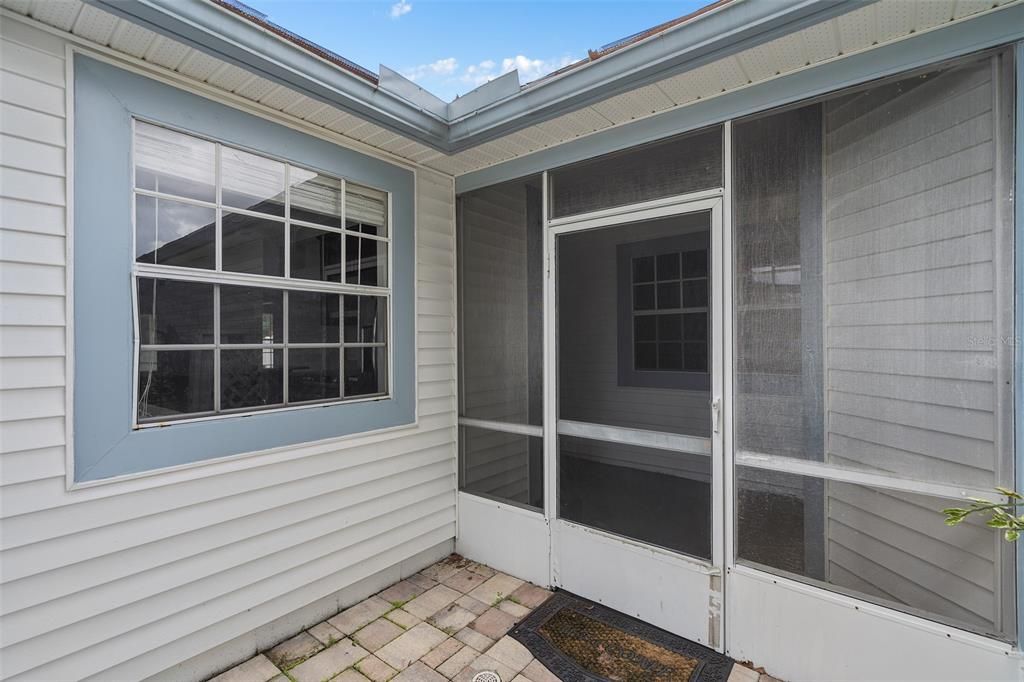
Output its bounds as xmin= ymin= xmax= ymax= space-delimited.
xmin=291 ymin=170 xmax=342 ymax=228
xmin=222 ymin=147 xmax=285 ymax=216
xmin=222 ymin=212 xmax=285 ymax=277
xmin=289 ymin=291 xmax=340 ymax=344
xmin=132 ymin=122 xmax=391 ymax=423
xmin=344 ymin=346 xmax=386 ymax=397
xmin=345 ymin=234 xmax=387 ymax=286
xmin=291 ymin=226 xmax=342 ymax=282
xmin=346 ymin=183 xmax=387 ymax=236
xmin=344 ymin=296 xmax=386 ymax=344
xmin=135 ymin=195 xmax=215 ymax=269
xmin=134 ymin=121 xmax=215 ymax=202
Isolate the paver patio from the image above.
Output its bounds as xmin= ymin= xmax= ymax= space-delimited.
xmin=209 ymin=555 xmax=771 ymax=682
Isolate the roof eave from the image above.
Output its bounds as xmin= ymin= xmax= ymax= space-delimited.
xmin=83 ymin=0 xmax=452 ymax=151
xmin=444 ymin=0 xmax=869 ymax=151
xmin=81 ymin=0 xmax=874 ymax=155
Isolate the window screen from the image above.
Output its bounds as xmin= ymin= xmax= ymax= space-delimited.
xmin=549 ymin=125 xmax=723 ymax=218
xmin=732 ymin=51 xmax=1015 ymax=640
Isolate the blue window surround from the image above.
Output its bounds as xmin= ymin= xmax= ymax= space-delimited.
xmin=73 ymin=55 xmax=416 ymax=483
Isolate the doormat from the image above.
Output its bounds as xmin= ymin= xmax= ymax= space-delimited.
xmin=509 ymin=591 xmax=734 ymax=682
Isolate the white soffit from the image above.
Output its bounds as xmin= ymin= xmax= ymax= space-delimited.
xmin=0 ymin=0 xmax=442 ymax=170
xmin=0 ymin=0 xmax=1019 ymax=178
xmin=441 ymin=0 xmax=1020 ymax=177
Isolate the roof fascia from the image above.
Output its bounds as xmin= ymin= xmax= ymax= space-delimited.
xmin=83 ymin=0 xmax=451 ymax=150
xmin=444 ymin=0 xmax=865 ymax=151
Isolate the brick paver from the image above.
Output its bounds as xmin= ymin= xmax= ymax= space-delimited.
xmin=203 ymin=554 xmax=774 ymax=682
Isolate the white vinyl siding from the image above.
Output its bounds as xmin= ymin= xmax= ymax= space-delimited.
xmin=0 ymin=17 xmax=457 ymax=682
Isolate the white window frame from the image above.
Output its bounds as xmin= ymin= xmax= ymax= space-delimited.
xmin=130 ymin=118 xmax=394 ymax=428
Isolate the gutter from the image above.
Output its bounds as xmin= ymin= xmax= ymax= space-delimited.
xmin=84 ymin=0 xmax=870 ymax=153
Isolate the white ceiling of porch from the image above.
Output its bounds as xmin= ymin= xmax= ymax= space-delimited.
xmin=0 ymin=0 xmax=1017 ymax=178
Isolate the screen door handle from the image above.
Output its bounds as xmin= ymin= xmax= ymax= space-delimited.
xmin=712 ymin=397 xmax=721 ymax=434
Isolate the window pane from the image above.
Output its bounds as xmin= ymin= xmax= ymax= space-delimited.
xmin=137 ymin=350 xmax=214 ymax=421
xmin=220 ymin=285 xmax=283 ymax=345
xmin=222 ymin=212 xmax=285 ymax=276
xmin=634 ymin=316 xmax=656 ymax=342
xmin=289 ymin=348 xmax=340 ymax=402
xmin=657 ymin=314 xmax=682 ymax=341
xmin=634 ymin=342 xmax=657 ymax=370
xmin=344 ymin=296 xmax=386 ymax=344
xmin=135 ymin=195 xmax=215 ymax=269
xmin=736 ymin=466 xmax=1008 ymax=636
xmin=290 ymin=168 xmax=342 ymax=228
xmin=549 ymin=125 xmax=722 ymax=218
xmin=221 ymin=349 xmax=283 ymax=409
xmin=458 ymin=177 xmax=544 ymax=431
xmin=460 ymin=426 xmax=542 ymax=510
xmin=633 ymin=256 xmax=654 ymax=283
xmin=345 ymin=235 xmax=387 ymax=287
xmin=289 ymin=291 xmax=339 ymax=343
xmin=137 ymin=278 xmax=214 ymax=345
xmin=682 ymin=250 xmax=707 ymax=278
xmin=560 ymin=435 xmax=711 ymax=558
xmin=656 ymin=253 xmax=679 ymax=280
xmin=344 ymin=346 xmax=386 ymax=397
xmin=221 ymin=147 xmax=285 ymax=216
xmin=290 ymin=226 xmax=342 ymax=282
xmin=684 ymin=343 xmax=707 ymax=371
xmin=683 ymin=313 xmax=707 ymax=342
xmin=134 ymin=122 xmax=215 ymax=203
xmin=346 ymin=183 xmax=387 ymax=237
xmin=658 ymin=342 xmax=682 ymax=370
xmin=656 ymin=282 xmax=680 ymax=309
xmin=682 ymin=279 xmax=707 ymax=308
xmin=633 ymin=284 xmax=655 ymax=310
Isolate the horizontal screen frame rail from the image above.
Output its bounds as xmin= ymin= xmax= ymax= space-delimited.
xmin=457 ymin=417 xmax=544 ymax=438
xmin=557 ymin=419 xmax=712 ymax=456
xmin=735 ymin=450 xmax=997 ymax=502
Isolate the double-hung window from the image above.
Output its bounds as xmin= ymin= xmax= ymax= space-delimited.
xmin=616 ymin=230 xmax=710 ymax=390
xmin=133 ymin=120 xmax=391 ymax=425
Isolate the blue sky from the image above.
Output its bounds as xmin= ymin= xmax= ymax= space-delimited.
xmin=245 ymin=1 xmax=710 ymax=101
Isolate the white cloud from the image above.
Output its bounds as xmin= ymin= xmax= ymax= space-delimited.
xmin=389 ymin=0 xmax=412 ymax=19
xmin=458 ymin=54 xmax=575 ymax=88
xmin=402 ymin=57 xmax=458 ymax=82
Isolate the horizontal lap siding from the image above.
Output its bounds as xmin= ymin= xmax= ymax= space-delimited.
xmin=823 ymin=58 xmax=1004 ymax=631
xmin=0 ymin=19 xmax=458 ymax=682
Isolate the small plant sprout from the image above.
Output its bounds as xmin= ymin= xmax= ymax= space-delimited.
xmin=943 ymin=487 xmax=1024 ymax=542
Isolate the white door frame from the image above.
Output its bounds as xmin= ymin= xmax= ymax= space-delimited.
xmin=542 ymin=185 xmax=728 ymax=648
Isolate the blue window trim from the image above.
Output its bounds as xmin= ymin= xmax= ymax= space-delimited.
xmin=72 ymin=55 xmax=416 ymax=483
